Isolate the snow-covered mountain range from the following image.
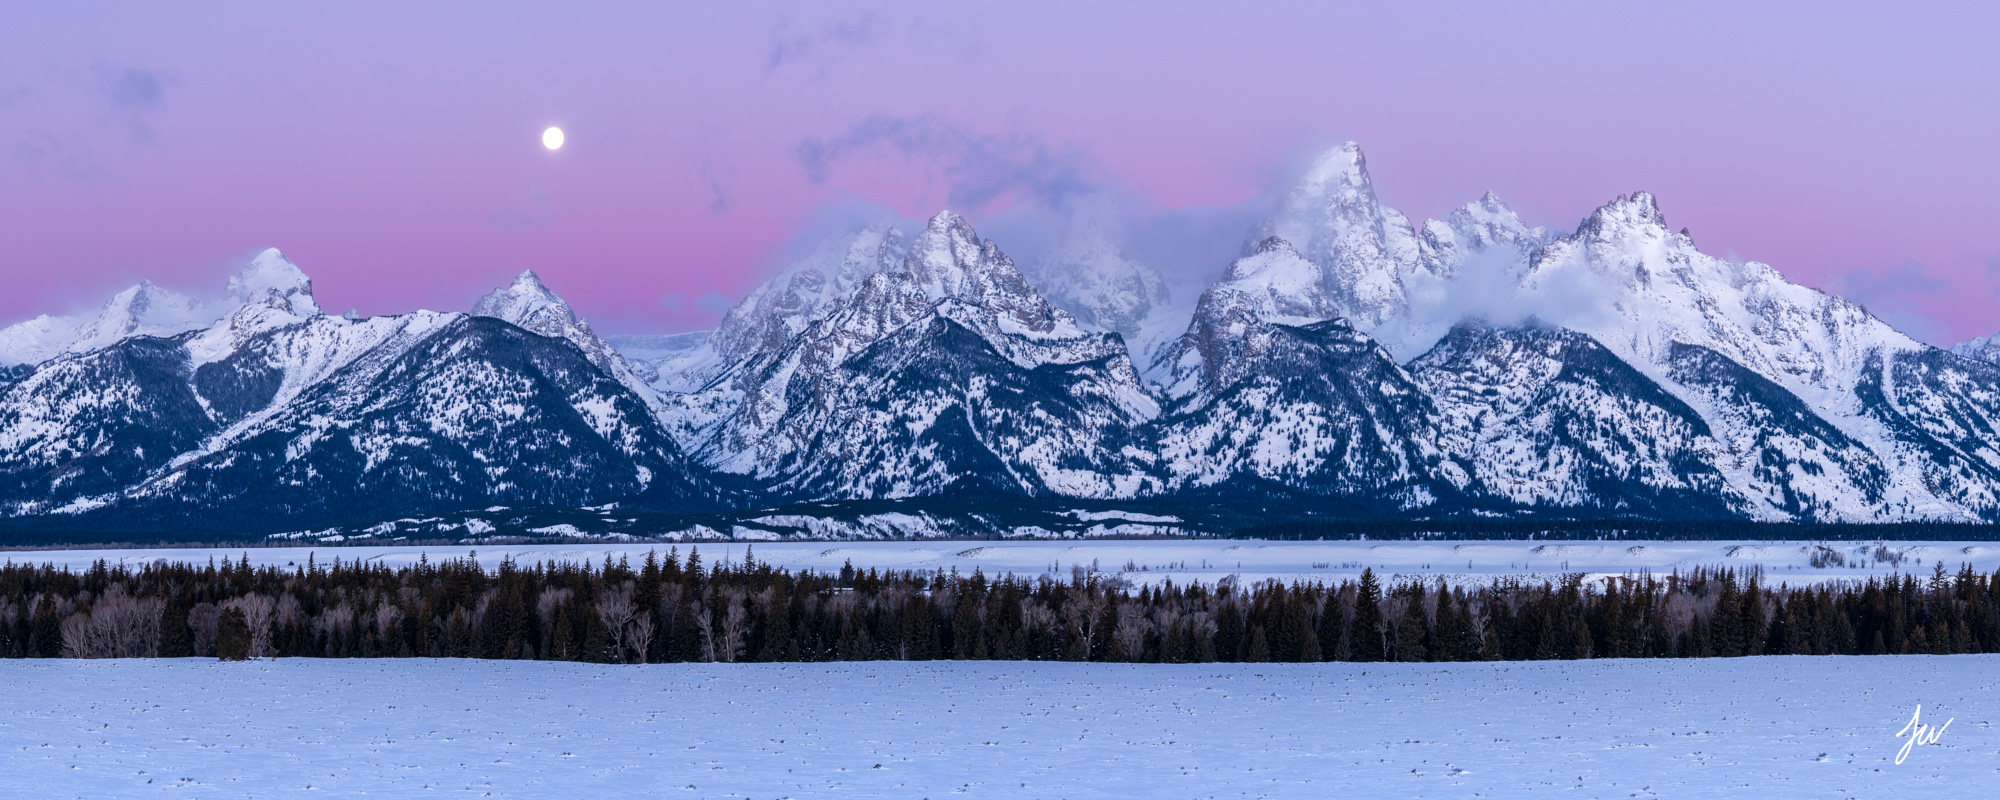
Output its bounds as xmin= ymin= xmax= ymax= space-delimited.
xmin=5 ymin=143 xmax=1999 ymax=534
xmin=0 ymin=251 xmax=717 ymax=527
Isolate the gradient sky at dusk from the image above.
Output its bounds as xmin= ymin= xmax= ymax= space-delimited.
xmin=4 ymin=2 xmax=1997 ymax=344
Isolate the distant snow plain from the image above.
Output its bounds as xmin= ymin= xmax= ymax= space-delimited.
xmin=2 ymin=657 xmax=1993 ymax=798
xmin=12 ymin=539 xmax=1998 ymax=588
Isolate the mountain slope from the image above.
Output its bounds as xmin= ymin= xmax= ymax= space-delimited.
xmin=1409 ymin=324 xmax=1738 ymax=518
xmin=121 ymin=316 xmax=715 ymax=522
xmin=0 ymin=335 xmax=219 ymax=513
xmin=1509 ymin=193 xmax=1995 ymax=520
xmin=663 ymin=211 xmax=1159 ymax=501
xmin=0 ymin=252 xmax=718 ymax=526
xmin=1154 ymin=316 xmax=1469 ymax=508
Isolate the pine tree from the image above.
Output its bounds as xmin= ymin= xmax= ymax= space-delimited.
xmin=952 ymin=584 xmax=982 ymax=660
xmin=1319 ymin=594 xmax=1349 ymax=661
xmin=216 ymin=607 xmax=251 ymax=661
xmin=1456 ymin=597 xmax=1483 ymax=662
xmin=1244 ymin=625 xmax=1269 ymax=663
xmin=27 ymin=596 xmax=60 ymax=658
xmin=158 ymin=597 xmax=193 ymax=658
xmin=1431 ymin=587 xmax=1461 ymax=662
xmin=1351 ymin=569 xmax=1384 ymax=662
xmin=1216 ymin=599 xmax=1244 ymax=661
xmin=756 ymin=585 xmax=797 ymax=662
xmin=1396 ymin=583 xmax=1428 ymax=662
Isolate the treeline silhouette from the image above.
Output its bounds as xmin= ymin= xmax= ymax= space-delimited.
xmin=3 ymin=548 xmax=1998 ymax=662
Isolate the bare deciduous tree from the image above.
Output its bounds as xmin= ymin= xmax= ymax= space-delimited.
xmin=1113 ymin=604 xmax=1152 ymax=661
xmin=220 ymin=593 xmax=277 ymax=658
xmin=713 ymin=587 xmax=750 ymax=663
xmin=596 ymin=584 xmax=641 ymax=663
xmin=59 ymin=585 xmax=164 ymax=658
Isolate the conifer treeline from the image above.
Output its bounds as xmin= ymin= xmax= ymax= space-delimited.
xmin=3 ymin=548 xmax=1998 ymax=662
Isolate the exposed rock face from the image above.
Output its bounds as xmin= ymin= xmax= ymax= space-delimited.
xmin=661 ymin=211 xmax=1159 ymax=501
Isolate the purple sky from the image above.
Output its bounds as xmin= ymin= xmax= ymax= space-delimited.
xmin=4 ymin=2 xmax=1997 ymax=344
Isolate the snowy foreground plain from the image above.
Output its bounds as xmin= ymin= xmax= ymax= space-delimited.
xmin=10 ymin=539 xmax=1999 ymax=587
xmin=3 ymin=657 xmax=1993 ymax=798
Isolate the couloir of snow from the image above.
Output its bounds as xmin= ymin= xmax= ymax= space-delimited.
xmin=3 ymin=657 xmax=1992 ymax=798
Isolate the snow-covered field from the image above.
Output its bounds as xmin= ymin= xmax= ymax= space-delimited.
xmin=11 ymin=539 xmax=1997 ymax=587
xmin=2 ymin=657 xmax=1992 ymax=798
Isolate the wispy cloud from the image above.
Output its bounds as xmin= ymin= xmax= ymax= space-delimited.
xmin=696 ymin=290 xmax=732 ymax=312
xmin=797 ymin=114 xmax=1099 ymax=212
xmin=96 ymin=66 xmax=175 ymax=143
xmin=13 ymin=129 xmax=108 ymax=181
xmin=765 ymin=10 xmax=883 ymax=74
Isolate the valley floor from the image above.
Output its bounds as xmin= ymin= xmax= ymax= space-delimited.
xmin=1 ymin=656 xmax=1992 ymax=798
xmin=9 ymin=538 xmax=1997 ymax=588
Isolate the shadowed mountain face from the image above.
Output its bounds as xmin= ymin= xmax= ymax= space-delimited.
xmin=0 ymin=335 xmax=220 ymax=511
xmin=112 ymin=317 xmax=715 ymax=523
xmin=1409 ymin=324 xmax=1737 ymax=519
xmin=1154 ymin=317 xmax=1469 ymax=509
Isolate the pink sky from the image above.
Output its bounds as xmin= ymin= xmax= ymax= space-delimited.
xmin=3 ymin=2 xmax=1996 ymax=344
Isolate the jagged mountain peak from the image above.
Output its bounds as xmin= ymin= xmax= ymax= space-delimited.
xmin=226 ymin=248 xmax=319 ymax=317
xmin=1019 ymin=221 xmax=1169 ymax=338
xmin=1165 ymin=240 xmax=1342 ymax=401
xmin=712 ymin=222 xmax=907 ymax=363
xmin=1291 ymin=142 xmax=1372 ymax=204
xmin=510 ymin=268 xmax=551 ymax=291
xmin=472 ymin=268 xmax=578 ymax=330
xmin=1447 ymin=193 xmax=1540 ymax=247
xmin=1577 ymin=191 xmax=1670 ymax=240
xmin=905 ymin=211 xmax=1010 ymax=298
xmin=1255 ymin=142 xmax=1376 ymax=260
xmin=1248 ymin=235 xmax=1297 ymax=257
xmin=466 ymin=269 xmax=647 ymax=392
xmin=902 ymin=210 xmax=1070 ymax=334
xmin=2 ymin=250 xmax=330 ymax=368
xmin=1249 ymin=141 xmax=1423 ymax=330
xmin=1952 ymin=333 xmax=2000 ymax=366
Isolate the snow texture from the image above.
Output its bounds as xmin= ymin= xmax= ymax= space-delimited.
xmin=3 ymin=657 xmax=1994 ymax=798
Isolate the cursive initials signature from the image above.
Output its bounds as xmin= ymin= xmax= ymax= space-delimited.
xmin=1894 ymin=704 xmax=1953 ymax=765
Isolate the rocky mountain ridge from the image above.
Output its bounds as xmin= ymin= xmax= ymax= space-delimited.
xmin=5 ymin=144 xmax=1999 ymax=535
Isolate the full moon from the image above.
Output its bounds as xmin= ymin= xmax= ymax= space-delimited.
xmin=542 ymin=126 xmax=565 ymax=150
